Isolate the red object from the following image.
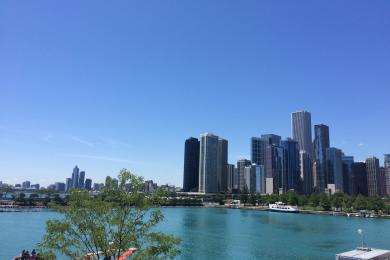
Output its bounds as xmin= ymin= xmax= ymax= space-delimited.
xmin=117 ymin=248 xmax=137 ymax=260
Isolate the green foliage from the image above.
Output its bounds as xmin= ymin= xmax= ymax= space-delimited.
xmin=319 ymin=193 xmax=331 ymax=211
xmin=38 ymin=169 xmax=181 ymax=260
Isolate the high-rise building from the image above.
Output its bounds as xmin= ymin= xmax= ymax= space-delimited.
xmin=379 ymin=167 xmax=387 ymax=197
xmin=292 ymin=111 xmax=313 ymax=155
xmin=227 ymin=164 xmax=235 ymax=194
xmin=300 ymin=151 xmax=313 ymax=194
xmin=255 ymin=164 xmax=265 ymax=194
xmin=237 ymin=159 xmax=251 ymax=192
xmin=251 ymin=137 xmax=266 ymax=166
xmin=55 ymin=182 xmax=66 ymax=193
xmin=313 ymin=124 xmax=330 ymax=191
xmin=385 ymin=154 xmax=390 ymax=197
xmin=243 ymin=164 xmax=264 ymax=193
xmin=281 ymin=138 xmax=300 ymax=192
xmin=366 ymin=157 xmax=380 ymax=197
xmin=22 ymin=181 xmax=31 ymax=189
xmin=183 ymin=137 xmax=200 ymax=192
xmin=217 ymin=138 xmax=228 ymax=193
xmin=72 ymin=165 xmax=80 ymax=189
xmin=79 ymin=171 xmax=85 ymax=189
xmin=65 ymin=178 xmax=72 ymax=192
xmin=326 ymin=148 xmax=344 ymax=193
xmin=31 ymin=184 xmax=40 ymax=190
xmin=85 ymin=178 xmax=92 ymax=191
xmin=342 ymin=155 xmax=354 ymax=195
xmin=351 ymin=162 xmax=368 ymax=196
xmin=261 ymin=134 xmax=281 ymax=147
xmin=265 ymin=145 xmax=284 ymax=194
xmin=198 ymin=133 xmax=227 ymax=193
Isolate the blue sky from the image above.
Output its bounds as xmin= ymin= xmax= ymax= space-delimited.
xmin=1 ymin=1 xmax=389 ymax=187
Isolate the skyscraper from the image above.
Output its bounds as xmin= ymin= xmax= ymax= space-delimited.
xmin=79 ymin=171 xmax=85 ymax=188
xmin=352 ymin=162 xmax=368 ymax=196
xmin=385 ymin=154 xmax=390 ymax=197
xmin=183 ymin=137 xmax=200 ymax=192
xmin=379 ymin=167 xmax=387 ymax=197
xmin=313 ymin=124 xmax=330 ymax=191
xmin=198 ymin=133 xmax=227 ymax=193
xmin=227 ymin=164 xmax=235 ymax=194
xmin=366 ymin=156 xmax=380 ymax=197
xmin=251 ymin=137 xmax=266 ymax=166
xmin=326 ymin=147 xmax=344 ymax=193
xmin=282 ymin=138 xmax=300 ymax=192
xmin=342 ymin=155 xmax=354 ymax=195
xmin=85 ymin=178 xmax=92 ymax=191
xmin=292 ymin=111 xmax=313 ymax=155
xmin=72 ymin=165 xmax=79 ymax=189
xmin=65 ymin=178 xmax=72 ymax=192
xmin=243 ymin=164 xmax=263 ymax=193
xmin=265 ymin=145 xmax=284 ymax=194
xmin=217 ymin=138 xmax=228 ymax=193
xmin=237 ymin=159 xmax=251 ymax=192
xmin=300 ymin=151 xmax=313 ymax=194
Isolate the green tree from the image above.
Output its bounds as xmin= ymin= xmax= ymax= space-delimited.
xmin=38 ymin=169 xmax=181 ymax=259
xmin=319 ymin=193 xmax=331 ymax=211
xmin=331 ymin=193 xmax=344 ymax=210
xmin=353 ymin=194 xmax=367 ymax=210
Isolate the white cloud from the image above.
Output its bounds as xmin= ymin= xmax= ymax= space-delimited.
xmin=70 ymin=136 xmax=95 ymax=148
xmin=357 ymin=143 xmax=365 ymax=147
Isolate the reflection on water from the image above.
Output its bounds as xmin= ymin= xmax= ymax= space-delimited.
xmin=1 ymin=208 xmax=390 ymax=260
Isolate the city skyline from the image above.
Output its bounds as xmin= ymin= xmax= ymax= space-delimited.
xmin=1 ymin=1 xmax=390 ymax=187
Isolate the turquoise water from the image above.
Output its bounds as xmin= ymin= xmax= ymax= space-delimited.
xmin=1 ymin=208 xmax=390 ymax=259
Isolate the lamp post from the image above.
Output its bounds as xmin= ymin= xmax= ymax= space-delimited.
xmin=357 ymin=229 xmax=365 ymax=248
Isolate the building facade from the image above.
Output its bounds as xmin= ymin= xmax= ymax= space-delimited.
xmin=352 ymin=162 xmax=368 ymax=196
xmin=292 ymin=111 xmax=313 ymax=155
xmin=217 ymin=138 xmax=228 ymax=193
xmin=326 ymin=148 xmax=344 ymax=193
xmin=366 ymin=157 xmax=380 ymax=197
xmin=385 ymin=154 xmax=390 ymax=197
xmin=313 ymin=124 xmax=330 ymax=191
xmin=183 ymin=137 xmax=200 ymax=192
xmin=300 ymin=151 xmax=313 ymax=194
xmin=342 ymin=155 xmax=354 ymax=195
xmin=237 ymin=159 xmax=252 ymax=192
xmin=282 ymin=138 xmax=300 ymax=192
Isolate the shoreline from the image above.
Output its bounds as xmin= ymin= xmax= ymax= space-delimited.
xmin=2 ymin=205 xmax=390 ymax=219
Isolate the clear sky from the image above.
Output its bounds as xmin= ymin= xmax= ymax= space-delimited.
xmin=1 ymin=1 xmax=389 ymax=187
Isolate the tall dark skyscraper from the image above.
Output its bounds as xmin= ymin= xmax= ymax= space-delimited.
xmin=79 ymin=171 xmax=85 ymax=188
xmin=313 ymin=124 xmax=330 ymax=191
xmin=352 ymin=162 xmax=368 ymax=196
xmin=326 ymin=147 xmax=343 ymax=193
xmin=342 ymin=155 xmax=354 ymax=195
xmin=385 ymin=154 xmax=390 ymax=197
xmin=300 ymin=151 xmax=313 ymax=194
xmin=71 ymin=165 xmax=79 ymax=189
xmin=217 ymin=138 xmax=228 ymax=193
xmin=379 ymin=167 xmax=387 ymax=197
xmin=281 ymin=138 xmax=300 ymax=192
xmin=85 ymin=178 xmax=92 ymax=191
xmin=251 ymin=137 xmax=266 ymax=166
xmin=65 ymin=178 xmax=72 ymax=192
xmin=292 ymin=111 xmax=312 ymax=155
xmin=265 ymin=145 xmax=284 ymax=194
xmin=227 ymin=164 xmax=235 ymax=194
xmin=366 ymin=156 xmax=380 ymax=197
xmin=182 ymin=137 xmax=200 ymax=192
xmin=198 ymin=133 xmax=227 ymax=193
xmin=237 ymin=159 xmax=251 ymax=192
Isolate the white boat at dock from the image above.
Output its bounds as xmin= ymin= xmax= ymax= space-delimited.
xmin=268 ymin=202 xmax=299 ymax=213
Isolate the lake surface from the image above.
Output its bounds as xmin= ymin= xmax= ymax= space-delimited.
xmin=1 ymin=208 xmax=390 ymax=259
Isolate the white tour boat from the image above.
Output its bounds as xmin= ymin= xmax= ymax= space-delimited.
xmin=268 ymin=202 xmax=299 ymax=213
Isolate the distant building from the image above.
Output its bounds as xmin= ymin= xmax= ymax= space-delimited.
xmin=379 ymin=167 xmax=387 ymax=197
xmin=326 ymin=148 xmax=344 ymax=193
xmin=282 ymin=138 xmax=300 ymax=192
xmin=313 ymin=124 xmax=330 ymax=191
xmin=385 ymin=154 xmax=390 ymax=197
xmin=251 ymin=137 xmax=266 ymax=166
xmin=93 ymin=183 xmax=104 ymax=191
xmin=352 ymin=162 xmax=368 ymax=196
xmin=30 ymin=184 xmax=40 ymax=190
xmin=300 ymin=151 xmax=313 ymax=194
xmin=237 ymin=159 xmax=251 ymax=192
xmin=227 ymin=164 xmax=235 ymax=194
xmin=292 ymin=111 xmax=312 ymax=155
xmin=65 ymin=178 xmax=72 ymax=192
xmin=366 ymin=157 xmax=381 ymax=197
xmin=182 ymin=137 xmax=200 ymax=192
xmin=55 ymin=182 xmax=66 ymax=193
xmin=342 ymin=156 xmax=354 ymax=195
xmin=85 ymin=178 xmax=92 ymax=190
xmin=72 ymin=165 xmax=80 ymax=189
xmin=243 ymin=164 xmax=263 ymax=193
xmin=144 ymin=180 xmax=157 ymax=193
xmin=255 ymin=164 xmax=265 ymax=194
xmin=22 ymin=181 xmax=31 ymax=189
xmin=79 ymin=171 xmax=85 ymax=188
xmin=265 ymin=145 xmax=284 ymax=194
xmin=217 ymin=138 xmax=228 ymax=193
xmin=198 ymin=133 xmax=228 ymax=193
